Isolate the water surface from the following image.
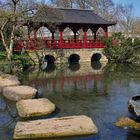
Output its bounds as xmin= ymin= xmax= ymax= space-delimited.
xmin=1 ymin=62 xmax=140 ymax=140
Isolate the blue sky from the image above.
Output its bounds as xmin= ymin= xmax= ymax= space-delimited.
xmin=40 ymin=0 xmax=140 ymax=17
xmin=113 ymin=0 xmax=140 ymax=17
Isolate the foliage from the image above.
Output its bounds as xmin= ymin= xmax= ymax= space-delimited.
xmin=12 ymin=52 xmax=34 ymax=70
xmin=103 ymin=32 xmax=140 ymax=64
xmin=0 ymin=51 xmax=6 ymax=60
xmin=0 ymin=51 xmax=35 ymax=74
xmin=0 ymin=0 xmax=38 ymax=61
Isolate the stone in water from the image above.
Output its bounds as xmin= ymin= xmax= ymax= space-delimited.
xmin=14 ymin=115 xmax=98 ymax=139
xmin=16 ymin=98 xmax=55 ymax=118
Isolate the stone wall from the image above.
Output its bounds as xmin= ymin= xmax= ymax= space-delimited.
xmin=44 ymin=48 xmax=108 ymax=64
xmin=28 ymin=48 xmax=108 ymax=65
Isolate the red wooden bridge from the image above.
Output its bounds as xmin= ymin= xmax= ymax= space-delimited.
xmin=14 ymin=39 xmax=105 ymax=51
xmin=14 ymin=8 xmax=115 ymax=51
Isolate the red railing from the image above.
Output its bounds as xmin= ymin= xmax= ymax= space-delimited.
xmin=44 ymin=39 xmax=105 ymax=49
xmin=14 ymin=39 xmax=105 ymax=51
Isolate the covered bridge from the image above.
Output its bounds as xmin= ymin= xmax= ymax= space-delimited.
xmin=15 ymin=8 xmax=116 ymax=64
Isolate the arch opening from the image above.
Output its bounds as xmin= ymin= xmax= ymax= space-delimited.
xmin=36 ymin=27 xmax=52 ymax=48
xmin=37 ymin=26 xmax=51 ymax=38
xmin=91 ymin=53 xmax=102 ymax=62
xmin=87 ymin=29 xmax=94 ymax=40
xmin=63 ymin=27 xmax=74 ymax=40
xmin=44 ymin=64 xmax=56 ymax=73
xmin=96 ymin=27 xmax=105 ymax=38
xmin=68 ymin=54 xmax=80 ymax=63
xmin=69 ymin=63 xmax=80 ymax=71
xmin=44 ymin=55 xmax=55 ymax=64
xmin=91 ymin=61 xmax=102 ymax=70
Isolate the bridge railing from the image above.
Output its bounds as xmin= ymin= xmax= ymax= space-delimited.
xmin=44 ymin=39 xmax=105 ymax=49
xmin=14 ymin=39 xmax=105 ymax=51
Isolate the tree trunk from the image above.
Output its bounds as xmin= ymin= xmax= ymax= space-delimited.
xmin=7 ymin=25 xmax=15 ymax=61
xmin=0 ymin=20 xmax=9 ymax=53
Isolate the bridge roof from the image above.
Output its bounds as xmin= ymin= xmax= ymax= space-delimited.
xmin=59 ymin=8 xmax=115 ymax=25
xmin=31 ymin=8 xmax=116 ymax=27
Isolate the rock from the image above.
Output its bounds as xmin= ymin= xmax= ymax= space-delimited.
xmin=3 ymin=86 xmax=37 ymax=101
xmin=3 ymin=75 xmax=19 ymax=82
xmin=0 ymin=77 xmax=20 ymax=93
xmin=13 ymin=115 xmax=98 ymax=139
xmin=115 ymin=117 xmax=140 ymax=130
xmin=16 ymin=98 xmax=55 ymax=118
xmin=128 ymin=96 xmax=140 ymax=118
xmin=0 ymin=71 xmax=4 ymax=75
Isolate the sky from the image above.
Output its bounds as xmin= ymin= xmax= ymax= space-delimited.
xmin=113 ymin=0 xmax=140 ymax=17
xmin=41 ymin=0 xmax=140 ymax=17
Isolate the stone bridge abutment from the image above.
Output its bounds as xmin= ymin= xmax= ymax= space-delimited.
xmin=29 ymin=48 xmax=108 ymax=65
xmin=44 ymin=48 xmax=108 ymax=64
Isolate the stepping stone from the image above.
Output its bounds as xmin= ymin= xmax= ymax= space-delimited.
xmin=115 ymin=117 xmax=140 ymax=130
xmin=3 ymin=86 xmax=37 ymax=101
xmin=0 ymin=77 xmax=20 ymax=92
xmin=13 ymin=115 xmax=98 ymax=139
xmin=16 ymin=98 xmax=55 ymax=118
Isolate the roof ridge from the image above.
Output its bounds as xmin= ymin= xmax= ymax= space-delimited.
xmin=55 ymin=7 xmax=95 ymax=12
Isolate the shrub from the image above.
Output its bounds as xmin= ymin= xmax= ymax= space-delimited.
xmin=103 ymin=33 xmax=140 ymax=64
xmin=12 ymin=52 xmax=34 ymax=70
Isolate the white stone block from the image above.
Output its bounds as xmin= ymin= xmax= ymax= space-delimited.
xmin=16 ymin=98 xmax=55 ymax=118
xmin=14 ymin=115 xmax=98 ymax=139
xmin=3 ymin=86 xmax=37 ymax=101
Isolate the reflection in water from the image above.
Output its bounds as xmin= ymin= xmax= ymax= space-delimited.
xmin=68 ymin=63 xmax=80 ymax=71
xmin=43 ymin=64 xmax=56 ymax=73
xmin=24 ymin=63 xmax=105 ymax=96
xmin=2 ymin=63 xmax=140 ymax=140
xmin=91 ymin=62 xmax=102 ymax=70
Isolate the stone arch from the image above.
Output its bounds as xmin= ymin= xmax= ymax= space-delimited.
xmin=68 ymin=54 xmax=80 ymax=63
xmin=91 ymin=53 xmax=102 ymax=62
xmin=44 ymin=55 xmax=55 ymax=64
xmin=36 ymin=26 xmax=52 ymax=48
xmin=63 ymin=27 xmax=74 ymax=40
xmin=87 ymin=28 xmax=94 ymax=40
xmin=37 ymin=26 xmax=51 ymax=38
xmin=96 ymin=27 xmax=105 ymax=38
xmin=77 ymin=29 xmax=84 ymax=39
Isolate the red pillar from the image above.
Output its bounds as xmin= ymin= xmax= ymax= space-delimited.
xmin=27 ymin=27 xmax=31 ymax=50
xmin=103 ymin=26 xmax=108 ymax=37
xmin=51 ymin=32 xmax=55 ymax=48
xmin=105 ymin=31 xmax=108 ymax=37
xmin=27 ymin=26 xmax=30 ymax=40
xmin=74 ymin=32 xmax=77 ymax=40
xmin=34 ymin=30 xmax=37 ymax=49
xmin=59 ymin=30 xmax=63 ymax=48
xmin=92 ymin=27 xmax=98 ymax=40
xmin=83 ymin=28 xmax=87 ymax=48
xmin=51 ymin=32 xmax=55 ymax=40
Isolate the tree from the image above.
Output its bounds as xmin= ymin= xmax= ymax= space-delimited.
xmin=117 ymin=4 xmax=135 ymax=37
xmin=132 ymin=18 xmax=140 ymax=36
xmin=50 ymin=0 xmax=74 ymax=8
xmin=0 ymin=0 xmax=37 ymax=61
xmin=75 ymin=0 xmax=89 ymax=9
